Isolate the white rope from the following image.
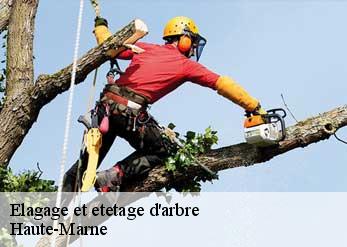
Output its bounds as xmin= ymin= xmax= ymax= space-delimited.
xmin=53 ymin=0 xmax=84 ymax=246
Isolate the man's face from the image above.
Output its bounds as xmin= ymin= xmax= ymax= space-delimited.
xmin=188 ymin=44 xmax=196 ymax=58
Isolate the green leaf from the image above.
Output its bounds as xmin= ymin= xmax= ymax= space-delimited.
xmin=167 ymin=123 xmax=176 ymax=130
xmin=164 ymin=125 xmax=219 ymax=192
xmin=185 ymin=131 xmax=196 ymax=140
xmin=0 ymin=167 xmax=57 ymax=192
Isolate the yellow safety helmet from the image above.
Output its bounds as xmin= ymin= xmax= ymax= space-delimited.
xmin=163 ymin=16 xmax=199 ymax=38
xmin=163 ymin=16 xmax=207 ymax=61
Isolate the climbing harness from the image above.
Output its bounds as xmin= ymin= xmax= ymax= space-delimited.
xmin=108 ymin=58 xmax=124 ymax=77
xmin=77 ymin=61 xmax=125 ymax=192
xmin=52 ymin=0 xmax=151 ymax=245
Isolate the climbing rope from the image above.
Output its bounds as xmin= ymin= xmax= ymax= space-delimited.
xmin=86 ymin=0 xmax=103 ymax=114
xmin=56 ymin=0 xmax=84 ymax=205
xmin=281 ymin=93 xmax=298 ymax=123
xmin=53 ymin=0 xmax=85 ymax=246
xmin=54 ymin=1 xmax=103 ymax=246
xmin=334 ymin=133 xmax=347 ymax=145
xmin=86 ymin=68 xmax=98 ymax=114
xmin=90 ymin=0 xmax=100 ymax=17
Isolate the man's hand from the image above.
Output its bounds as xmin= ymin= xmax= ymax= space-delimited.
xmin=123 ymin=44 xmax=145 ymax=54
xmin=246 ymin=104 xmax=267 ymax=116
xmin=256 ymin=107 xmax=267 ymax=115
xmin=94 ymin=17 xmax=108 ymax=27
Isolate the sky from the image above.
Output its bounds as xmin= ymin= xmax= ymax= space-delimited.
xmin=8 ymin=0 xmax=347 ymax=191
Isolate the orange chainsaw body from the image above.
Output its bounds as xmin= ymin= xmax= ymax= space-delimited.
xmin=244 ymin=115 xmax=265 ymax=128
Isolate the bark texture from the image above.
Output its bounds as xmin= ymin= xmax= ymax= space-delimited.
xmin=0 ymin=0 xmax=39 ymax=164
xmin=0 ymin=19 xmax=145 ymax=165
xmin=5 ymin=0 xmax=38 ymax=96
xmin=0 ymin=0 xmax=12 ymax=31
xmin=123 ymin=105 xmax=347 ymax=192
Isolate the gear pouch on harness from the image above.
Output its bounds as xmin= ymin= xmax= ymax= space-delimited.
xmin=99 ymin=104 xmax=110 ymax=134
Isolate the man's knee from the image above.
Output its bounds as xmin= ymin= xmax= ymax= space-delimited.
xmin=130 ymin=157 xmax=151 ymax=176
xmin=121 ymin=155 xmax=163 ymax=178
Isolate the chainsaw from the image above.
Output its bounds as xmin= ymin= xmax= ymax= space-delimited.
xmin=244 ymin=108 xmax=287 ymax=147
xmin=77 ymin=111 xmax=102 ymax=192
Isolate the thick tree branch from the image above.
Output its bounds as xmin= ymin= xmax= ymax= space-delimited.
xmin=35 ymin=104 xmax=347 ymax=247
xmin=125 ymin=105 xmax=347 ymax=192
xmin=36 ymin=105 xmax=347 ymax=247
xmin=0 ymin=0 xmax=12 ymax=31
xmin=0 ymin=19 xmax=147 ymax=165
xmin=33 ymin=19 xmax=147 ymax=108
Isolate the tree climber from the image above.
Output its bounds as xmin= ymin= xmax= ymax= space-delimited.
xmin=62 ymin=16 xmax=267 ymax=192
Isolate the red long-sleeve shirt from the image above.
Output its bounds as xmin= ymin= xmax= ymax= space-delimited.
xmin=115 ymin=42 xmax=220 ymax=104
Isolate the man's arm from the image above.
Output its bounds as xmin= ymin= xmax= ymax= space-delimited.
xmin=183 ymin=60 xmax=265 ymax=113
xmin=215 ymin=76 xmax=259 ymax=112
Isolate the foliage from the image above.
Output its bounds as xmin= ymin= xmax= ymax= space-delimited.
xmin=164 ymin=126 xmax=219 ymax=192
xmin=0 ymin=228 xmax=22 ymax=247
xmin=0 ymin=167 xmax=57 ymax=192
xmin=0 ymin=167 xmax=56 ymax=246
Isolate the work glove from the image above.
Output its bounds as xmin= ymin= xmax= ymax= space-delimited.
xmin=253 ymin=104 xmax=267 ymax=115
xmin=257 ymin=107 xmax=267 ymax=115
xmin=93 ymin=17 xmax=112 ymax=45
xmin=216 ymin=76 xmax=259 ymax=111
xmin=123 ymin=43 xmax=146 ymax=54
xmin=246 ymin=104 xmax=267 ymax=116
xmin=94 ymin=17 xmax=108 ymax=27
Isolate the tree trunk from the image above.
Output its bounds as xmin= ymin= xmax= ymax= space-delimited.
xmin=0 ymin=0 xmax=38 ymax=165
xmin=5 ymin=0 xmax=37 ymax=96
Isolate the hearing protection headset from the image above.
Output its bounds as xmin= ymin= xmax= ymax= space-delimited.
xmin=178 ymin=35 xmax=192 ymax=53
xmin=163 ymin=16 xmax=207 ymax=61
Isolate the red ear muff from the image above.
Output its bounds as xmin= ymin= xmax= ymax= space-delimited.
xmin=178 ymin=35 xmax=192 ymax=53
